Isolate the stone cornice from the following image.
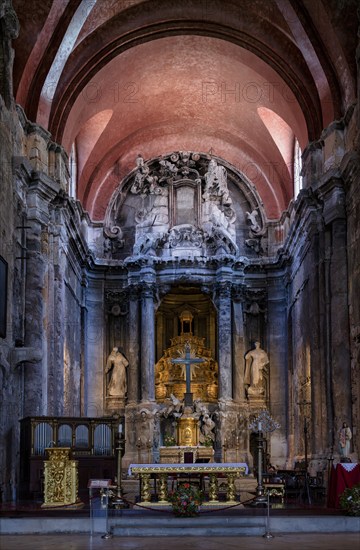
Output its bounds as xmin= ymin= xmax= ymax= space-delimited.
xmin=316 ymin=174 xmax=346 ymax=224
xmin=16 ymin=105 xmax=51 ymax=141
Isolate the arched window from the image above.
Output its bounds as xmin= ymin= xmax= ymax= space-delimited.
xmin=294 ymin=139 xmax=303 ymax=198
xmin=69 ymin=142 xmax=77 ymax=198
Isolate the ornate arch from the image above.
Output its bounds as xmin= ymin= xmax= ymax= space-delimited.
xmin=104 ymin=151 xmax=268 ymax=260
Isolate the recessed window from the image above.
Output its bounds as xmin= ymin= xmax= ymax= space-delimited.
xmin=69 ymin=142 xmax=77 ymax=198
xmin=294 ymin=139 xmax=303 ymax=198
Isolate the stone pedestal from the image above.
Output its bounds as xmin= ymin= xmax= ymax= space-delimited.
xmin=159 ymin=446 xmax=214 ymax=463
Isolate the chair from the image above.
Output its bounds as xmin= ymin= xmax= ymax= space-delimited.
xmin=263 ymin=473 xmax=285 ymax=504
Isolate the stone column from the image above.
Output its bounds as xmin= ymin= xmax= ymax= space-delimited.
xmin=24 ymin=173 xmax=59 ymax=416
xmin=140 ymin=283 xmax=156 ymax=402
xmin=321 ymin=182 xmax=352 ymax=442
xmin=156 ymin=310 xmax=164 ymax=363
xmin=85 ymin=278 xmax=105 ymax=417
xmin=266 ymin=276 xmax=288 ymax=462
xmin=232 ymin=285 xmax=246 ymax=403
xmin=216 ymin=281 xmax=233 ymax=401
xmin=127 ymin=285 xmax=140 ymax=404
xmin=330 ymin=218 xmax=352 ymax=426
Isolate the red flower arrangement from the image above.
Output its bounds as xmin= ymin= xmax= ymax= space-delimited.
xmin=168 ymin=482 xmax=204 ymax=517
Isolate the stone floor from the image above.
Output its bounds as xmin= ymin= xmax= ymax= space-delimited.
xmin=1 ymin=533 xmax=360 ymax=550
xmin=1 ymin=479 xmax=358 ymax=549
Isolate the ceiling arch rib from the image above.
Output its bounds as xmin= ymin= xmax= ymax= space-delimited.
xmin=37 ymin=0 xmax=97 ymax=128
xmin=15 ymin=0 xmax=83 ymax=122
xmin=15 ymin=0 xmax=73 ymax=107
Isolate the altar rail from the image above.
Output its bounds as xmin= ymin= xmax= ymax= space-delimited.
xmin=19 ymin=416 xmax=122 ymax=499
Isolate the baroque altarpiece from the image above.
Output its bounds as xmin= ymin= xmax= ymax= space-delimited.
xmin=95 ymin=151 xmax=276 ymax=467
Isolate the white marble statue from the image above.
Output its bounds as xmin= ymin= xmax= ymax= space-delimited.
xmin=204 ymin=158 xmax=232 ymax=206
xmin=105 ymin=347 xmax=129 ymax=398
xmin=246 ymin=209 xmax=261 ymax=233
xmin=338 ymin=422 xmax=352 ymax=458
xmin=244 ymin=341 xmax=269 ymax=396
xmin=200 ymin=412 xmax=216 ymax=442
xmin=163 ymin=393 xmax=183 ymax=418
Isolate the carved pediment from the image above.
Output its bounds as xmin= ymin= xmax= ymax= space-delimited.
xmin=104 ymin=152 xmax=267 ymax=261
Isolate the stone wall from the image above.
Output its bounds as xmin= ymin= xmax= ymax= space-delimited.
xmin=0 ymin=104 xmax=87 ymax=500
xmin=0 ymin=4 xmax=26 ymax=497
xmin=0 ymin=97 xmax=23 ymax=501
xmin=281 ymin=105 xmax=359 ymax=467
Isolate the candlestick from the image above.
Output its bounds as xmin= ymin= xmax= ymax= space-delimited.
xmin=118 ymin=423 xmax=123 ymax=434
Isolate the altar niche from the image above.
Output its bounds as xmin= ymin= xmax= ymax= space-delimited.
xmin=155 ymin=287 xmax=218 ymax=404
xmin=171 ymin=342 xmax=204 ymax=407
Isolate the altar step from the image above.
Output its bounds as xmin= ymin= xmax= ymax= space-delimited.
xmin=111 ymin=514 xmax=263 ymax=537
xmin=1 ymin=510 xmax=359 ymax=536
xmin=108 ymin=512 xmax=360 ymax=537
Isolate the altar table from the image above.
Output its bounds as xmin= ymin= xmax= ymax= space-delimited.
xmin=327 ymin=463 xmax=360 ymax=508
xmin=128 ymin=463 xmax=248 ymax=505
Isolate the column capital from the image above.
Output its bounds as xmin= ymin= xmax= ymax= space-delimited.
xmin=127 ymin=284 xmax=141 ymax=301
xmin=104 ymin=288 xmax=129 ymax=316
xmin=140 ymin=282 xmax=157 ymax=299
xmin=214 ymin=280 xmax=232 ymax=299
xmin=231 ymin=283 xmax=246 ymax=302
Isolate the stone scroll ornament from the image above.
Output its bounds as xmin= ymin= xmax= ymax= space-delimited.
xmin=245 ymin=207 xmax=267 ymax=255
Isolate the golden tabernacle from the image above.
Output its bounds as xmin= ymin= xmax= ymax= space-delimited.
xmin=177 ymin=416 xmax=199 ymax=446
xmin=41 ymin=447 xmax=83 ymax=508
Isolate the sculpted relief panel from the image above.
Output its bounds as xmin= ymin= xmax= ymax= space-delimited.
xmin=104 ymin=152 xmax=266 ymax=260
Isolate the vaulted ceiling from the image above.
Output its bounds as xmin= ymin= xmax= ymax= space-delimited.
xmin=12 ymin=0 xmax=358 ymax=221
